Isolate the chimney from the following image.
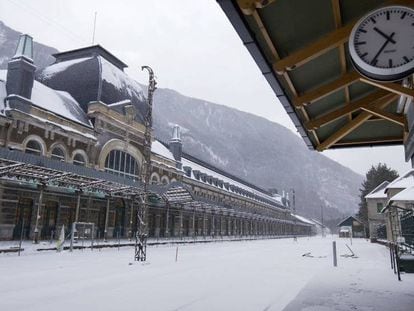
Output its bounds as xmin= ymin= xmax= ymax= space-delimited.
xmin=6 ymin=34 xmax=36 ymax=99
xmin=169 ymin=124 xmax=182 ymax=168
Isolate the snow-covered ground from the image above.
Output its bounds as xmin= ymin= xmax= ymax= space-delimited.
xmin=1 ymin=236 xmax=413 ymax=311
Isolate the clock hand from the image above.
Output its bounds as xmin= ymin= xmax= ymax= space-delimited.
xmin=373 ymin=27 xmax=396 ymax=44
xmin=371 ymin=32 xmax=395 ymax=65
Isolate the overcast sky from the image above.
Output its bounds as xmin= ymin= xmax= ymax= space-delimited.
xmin=0 ymin=0 xmax=410 ymax=176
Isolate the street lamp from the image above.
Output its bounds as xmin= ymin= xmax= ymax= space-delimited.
xmin=135 ymin=66 xmax=157 ymax=262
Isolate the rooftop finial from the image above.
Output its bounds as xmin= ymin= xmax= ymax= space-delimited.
xmin=13 ymin=34 xmax=33 ymax=61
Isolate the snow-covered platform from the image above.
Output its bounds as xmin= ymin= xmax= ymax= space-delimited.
xmin=1 ymin=236 xmax=413 ymax=311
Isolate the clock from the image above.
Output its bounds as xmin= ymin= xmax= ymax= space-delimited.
xmin=348 ymin=5 xmax=414 ymax=82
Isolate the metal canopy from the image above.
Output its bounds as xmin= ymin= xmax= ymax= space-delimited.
xmin=217 ymin=0 xmax=413 ymax=151
xmin=152 ymin=181 xmax=195 ymax=204
xmin=0 ymin=149 xmax=145 ymax=197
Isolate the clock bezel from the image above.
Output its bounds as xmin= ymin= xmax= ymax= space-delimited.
xmin=348 ymin=5 xmax=414 ymax=82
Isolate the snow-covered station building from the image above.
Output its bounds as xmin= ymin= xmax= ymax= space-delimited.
xmin=0 ymin=34 xmax=313 ymax=241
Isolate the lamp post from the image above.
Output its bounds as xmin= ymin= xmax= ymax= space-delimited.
xmin=135 ymin=66 xmax=157 ymax=262
xmin=290 ymin=188 xmax=297 ymax=241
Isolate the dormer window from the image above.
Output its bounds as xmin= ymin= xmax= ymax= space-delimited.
xmin=193 ymin=170 xmax=200 ymax=180
xmin=183 ymin=166 xmax=192 ymax=177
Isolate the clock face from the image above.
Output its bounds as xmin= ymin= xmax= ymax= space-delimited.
xmin=349 ymin=6 xmax=414 ymax=82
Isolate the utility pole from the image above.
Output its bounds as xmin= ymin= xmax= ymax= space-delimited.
xmin=321 ymin=205 xmax=325 ymax=238
xmin=135 ymin=66 xmax=156 ymax=261
xmin=290 ymin=188 xmax=297 ymax=241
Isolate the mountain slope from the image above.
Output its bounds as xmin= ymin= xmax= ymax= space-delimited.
xmin=153 ymin=87 xmax=362 ymax=220
xmin=0 ymin=21 xmax=57 ymax=69
xmin=0 ymin=20 xmax=363 ymax=220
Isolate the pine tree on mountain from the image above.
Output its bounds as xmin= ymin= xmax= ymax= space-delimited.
xmin=357 ymin=163 xmax=399 ymax=234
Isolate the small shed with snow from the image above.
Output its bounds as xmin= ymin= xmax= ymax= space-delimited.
xmin=337 ymin=216 xmax=366 ymax=238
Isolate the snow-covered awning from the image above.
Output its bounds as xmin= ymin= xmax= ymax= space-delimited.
xmin=389 ymin=186 xmax=414 ymax=203
xmin=291 ymin=213 xmax=315 ymax=226
xmin=386 ymin=169 xmax=414 ymax=192
xmin=383 ymin=186 xmax=414 ymax=212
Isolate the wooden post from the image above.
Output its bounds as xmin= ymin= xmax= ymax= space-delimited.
xmin=333 ymin=241 xmax=338 ymax=267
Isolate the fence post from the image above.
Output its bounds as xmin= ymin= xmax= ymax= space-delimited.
xmin=333 ymin=241 xmax=337 ymax=267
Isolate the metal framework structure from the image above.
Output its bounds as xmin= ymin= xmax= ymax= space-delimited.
xmin=135 ymin=66 xmax=157 ymax=261
xmin=0 ymin=158 xmax=144 ymax=196
xmin=156 ymin=182 xmax=301 ymax=229
xmin=0 ymin=155 xmax=146 ymax=243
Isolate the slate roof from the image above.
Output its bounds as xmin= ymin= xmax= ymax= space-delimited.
xmin=337 ymin=215 xmax=364 ymax=227
xmin=0 ymin=70 xmax=91 ymax=127
xmin=36 ymin=45 xmax=147 ymax=123
xmin=181 ymin=152 xmax=285 ymax=209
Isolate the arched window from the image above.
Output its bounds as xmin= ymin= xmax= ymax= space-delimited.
xmin=104 ymin=150 xmax=139 ymax=179
xmin=25 ymin=140 xmax=42 ymax=155
xmin=161 ymin=176 xmax=169 ymax=185
xmin=151 ymin=174 xmax=160 ymax=185
xmin=51 ymin=147 xmax=65 ymax=161
xmin=73 ymin=153 xmax=86 ymax=166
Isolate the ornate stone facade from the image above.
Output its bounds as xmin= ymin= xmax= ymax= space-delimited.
xmin=0 ymin=35 xmax=313 ymax=241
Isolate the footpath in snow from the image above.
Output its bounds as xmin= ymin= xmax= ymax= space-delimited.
xmin=0 ymin=236 xmax=413 ymax=311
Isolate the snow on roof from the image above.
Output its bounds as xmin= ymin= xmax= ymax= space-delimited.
xmin=108 ymin=99 xmax=131 ymax=107
xmin=337 ymin=215 xmax=363 ymax=227
xmin=0 ymin=70 xmax=92 ymax=127
xmin=272 ymin=194 xmax=283 ymax=204
xmin=151 ymin=140 xmax=175 ymax=161
xmin=181 ymin=156 xmax=282 ymax=207
xmin=292 ymin=214 xmax=314 ymax=225
xmin=386 ymin=169 xmax=414 ymax=191
xmin=99 ymin=57 xmax=145 ymax=101
xmin=389 ymin=186 xmax=414 ymax=203
xmin=365 ymin=181 xmax=389 ymax=199
xmin=37 ymin=57 xmax=92 ymax=80
xmin=27 ymin=114 xmax=96 ymax=140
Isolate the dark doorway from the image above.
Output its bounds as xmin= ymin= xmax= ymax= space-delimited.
xmin=113 ymin=198 xmax=125 ymax=238
xmin=41 ymin=201 xmax=58 ymax=239
xmin=97 ymin=203 xmax=106 ymax=239
xmin=13 ymin=198 xmax=33 ymax=239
